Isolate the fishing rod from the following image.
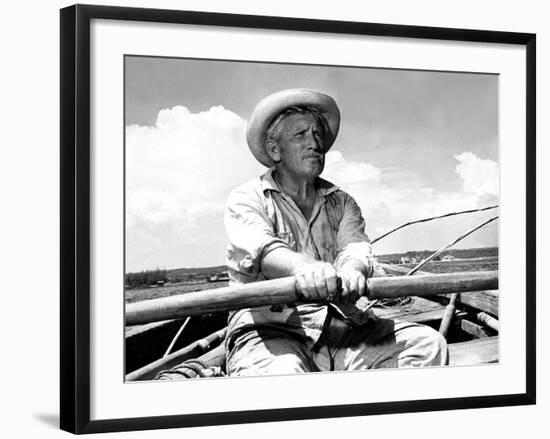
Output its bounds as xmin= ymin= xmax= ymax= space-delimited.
xmin=371 ymin=205 xmax=498 ymax=244
xmin=368 ymin=214 xmax=499 ymax=310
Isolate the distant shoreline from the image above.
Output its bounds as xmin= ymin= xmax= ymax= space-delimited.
xmin=126 ymin=246 xmax=498 ymax=276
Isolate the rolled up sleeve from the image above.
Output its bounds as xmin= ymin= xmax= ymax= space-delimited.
xmin=225 ymin=186 xmax=289 ymax=281
xmin=334 ymin=194 xmax=375 ymax=275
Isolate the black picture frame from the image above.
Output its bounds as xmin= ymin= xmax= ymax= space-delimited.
xmin=60 ymin=4 xmax=536 ymax=434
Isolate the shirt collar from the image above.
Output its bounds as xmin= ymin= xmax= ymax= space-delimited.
xmin=261 ymin=168 xmax=339 ymax=197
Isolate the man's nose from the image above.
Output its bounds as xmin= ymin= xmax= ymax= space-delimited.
xmin=306 ymin=130 xmax=322 ymax=151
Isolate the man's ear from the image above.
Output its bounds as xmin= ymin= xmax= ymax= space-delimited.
xmin=265 ymin=140 xmax=281 ymax=163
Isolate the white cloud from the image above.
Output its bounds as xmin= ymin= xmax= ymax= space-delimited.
xmin=455 ymin=152 xmax=499 ymax=196
xmin=323 ymin=150 xmax=382 ymax=185
xmin=126 ymin=105 xmax=264 ymax=271
xmin=323 ymin=151 xmax=499 ymax=255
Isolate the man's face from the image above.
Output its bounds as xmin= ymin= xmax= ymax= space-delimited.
xmin=273 ymin=112 xmax=325 ymax=180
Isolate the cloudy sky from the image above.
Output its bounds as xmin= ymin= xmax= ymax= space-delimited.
xmin=125 ymin=56 xmax=498 ymax=272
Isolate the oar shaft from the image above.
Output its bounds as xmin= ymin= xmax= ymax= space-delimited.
xmin=125 ymin=271 xmax=498 ymax=326
xmin=367 ymin=271 xmax=497 ymax=300
xmin=126 ymin=327 xmax=227 ymax=382
xmin=126 ymin=276 xmax=296 ymax=326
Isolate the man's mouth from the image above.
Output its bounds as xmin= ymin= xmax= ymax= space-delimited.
xmin=304 ymin=154 xmax=322 ymax=161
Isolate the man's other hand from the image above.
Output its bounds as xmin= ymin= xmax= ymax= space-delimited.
xmin=337 ymin=267 xmax=366 ymax=304
xmin=294 ymin=262 xmax=338 ymax=301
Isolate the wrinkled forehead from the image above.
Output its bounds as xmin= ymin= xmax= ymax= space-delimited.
xmin=275 ymin=110 xmax=326 ymax=136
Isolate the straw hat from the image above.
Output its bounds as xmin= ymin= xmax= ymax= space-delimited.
xmin=246 ymin=89 xmax=340 ymax=167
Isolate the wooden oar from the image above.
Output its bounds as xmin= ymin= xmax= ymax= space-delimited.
xmin=126 ymin=327 xmax=227 ymax=382
xmin=126 ymin=271 xmax=498 ymax=326
xmin=477 ymin=311 xmax=500 ymax=332
xmin=438 ymin=293 xmax=458 ymax=337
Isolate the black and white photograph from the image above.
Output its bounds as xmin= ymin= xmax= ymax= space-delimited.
xmin=124 ymin=57 xmax=500 ymax=382
xmin=1 ymin=0 xmax=545 ymax=436
xmin=54 ymin=3 xmax=537 ymax=434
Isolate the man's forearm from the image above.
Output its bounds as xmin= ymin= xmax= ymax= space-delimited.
xmin=260 ymin=247 xmax=316 ymax=279
xmin=261 ymin=247 xmax=339 ymax=301
xmin=334 ymin=242 xmax=374 ymax=276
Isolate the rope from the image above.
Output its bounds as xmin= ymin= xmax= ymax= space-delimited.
xmin=155 ymin=359 xmax=225 ymax=380
xmin=371 ymin=205 xmax=498 ymax=244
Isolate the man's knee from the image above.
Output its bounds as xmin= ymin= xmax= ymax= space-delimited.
xmin=265 ymin=353 xmax=313 ymax=374
xmin=346 ymin=320 xmax=448 ymax=369
xmin=404 ymin=324 xmax=448 ymax=367
xmin=228 ymin=352 xmax=312 ymax=376
xmin=226 ymin=333 xmax=315 ymax=376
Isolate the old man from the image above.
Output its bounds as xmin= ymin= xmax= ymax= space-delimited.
xmin=224 ymin=89 xmax=447 ymax=376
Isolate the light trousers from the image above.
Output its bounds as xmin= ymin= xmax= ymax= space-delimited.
xmin=227 ymin=317 xmax=448 ymax=376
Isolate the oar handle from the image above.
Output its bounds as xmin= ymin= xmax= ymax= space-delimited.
xmin=126 ymin=271 xmax=498 ymax=326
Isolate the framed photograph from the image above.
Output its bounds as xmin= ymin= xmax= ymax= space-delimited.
xmin=60 ymin=4 xmax=536 ymax=434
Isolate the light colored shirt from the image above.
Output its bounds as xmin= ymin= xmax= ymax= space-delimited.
xmin=224 ymin=168 xmax=376 ymax=348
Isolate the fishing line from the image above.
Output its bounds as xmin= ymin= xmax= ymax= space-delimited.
xmin=371 ymin=205 xmax=498 ymax=244
xmin=407 ymin=215 xmax=499 ymax=275
xmin=369 ymin=215 xmax=499 ymax=311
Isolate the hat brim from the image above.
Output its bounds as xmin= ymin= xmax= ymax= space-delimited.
xmin=246 ymin=89 xmax=340 ymax=167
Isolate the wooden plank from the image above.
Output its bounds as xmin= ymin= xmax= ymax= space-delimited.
xmin=448 ymin=336 xmax=499 ymax=365
xmin=460 ymin=319 xmax=494 ymax=339
xmin=375 ymin=307 xmax=445 ymax=323
xmin=459 ymin=290 xmax=499 ymax=316
xmin=125 ymin=319 xmax=174 ymax=338
xmin=371 ymin=297 xmax=445 ymax=323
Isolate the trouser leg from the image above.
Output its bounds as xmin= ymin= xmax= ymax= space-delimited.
xmin=313 ymin=318 xmax=448 ymax=371
xmin=226 ymin=330 xmax=318 ymax=377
